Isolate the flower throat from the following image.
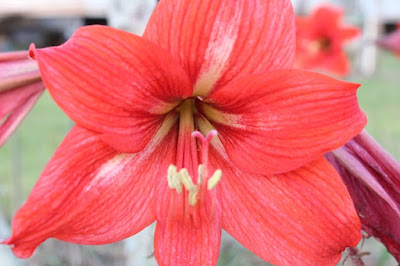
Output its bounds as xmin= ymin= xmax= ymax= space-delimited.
xmin=166 ymin=99 xmax=222 ymax=223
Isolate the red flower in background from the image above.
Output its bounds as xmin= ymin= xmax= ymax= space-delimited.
xmin=3 ymin=0 xmax=367 ymax=265
xmin=295 ymin=4 xmax=361 ymax=76
xmin=0 ymin=51 xmax=44 ymax=146
xmin=378 ymin=23 xmax=400 ymax=56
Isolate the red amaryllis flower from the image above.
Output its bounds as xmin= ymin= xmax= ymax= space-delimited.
xmin=294 ymin=4 xmax=361 ymax=76
xmin=3 ymin=0 xmax=367 ymax=265
xmin=0 ymin=51 xmax=44 ymax=146
xmin=326 ymin=131 xmax=400 ymax=262
xmin=377 ymin=23 xmax=400 ymax=56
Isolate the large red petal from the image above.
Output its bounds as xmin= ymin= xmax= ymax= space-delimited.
xmin=4 ymin=119 xmax=178 ymax=258
xmin=202 ymin=69 xmax=366 ymax=174
xmin=154 ymin=217 xmax=222 ymax=266
xmin=215 ymin=152 xmax=361 ymax=265
xmin=144 ymin=0 xmax=295 ymax=97
xmin=31 ymin=25 xmax=192 ymax=152
xmin=154 ymin=182 xmax=222 ymax=266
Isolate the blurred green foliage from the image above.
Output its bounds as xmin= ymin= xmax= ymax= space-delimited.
xmin=357 ymin=51 xmax=400 ymax=160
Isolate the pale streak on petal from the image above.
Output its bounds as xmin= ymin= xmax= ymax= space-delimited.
xmin=200 ymin=104 xmax=245 ymax=129
xmin=83 ymin=153 xmax=131 ymax=196
xmin=94 ymin=154 xmax=130 ymax=185
xmin=85 ymin=112 xmax=178 ymax=193
xmin=192 ymin=2 xmax=242 ymax=97
xmin=149 ymin=100 xmax=181 ymax=115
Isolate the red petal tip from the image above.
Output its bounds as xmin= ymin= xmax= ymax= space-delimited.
xmin=0 ymin=237 xmax=11 ymax=245
xmin=1 ymin=237 xmax=36 ymax=258
xmin=13 ymin=248 xmax=35 ymax=259
xmin=28 ymin=43 xmax=37 ymax=60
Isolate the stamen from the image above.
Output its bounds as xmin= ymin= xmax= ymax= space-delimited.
xmin=167 ymin=165 xmax=176 ymax=188
xmin=188 ymin=187 xmax=199 ymax=206
xmin=197 ymin=164 xmax=204 ymax=185
xmin=178 ymin=169 xmax=199 ymax=206
xmin=167 ymin=165 xmax=182 ymax=194
xmin=207 ymin=169 xmax=222 ymax=190
xmin=167 ymin=130 xmax=222 ymax=214
xmin=178 ymin=168 xmax=195 ymax=190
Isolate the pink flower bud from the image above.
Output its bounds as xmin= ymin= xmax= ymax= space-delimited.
xmin=0 ymin=50 xmax=44 ymax=147
xmin=326 ymin=130 xmax=400 ymax=262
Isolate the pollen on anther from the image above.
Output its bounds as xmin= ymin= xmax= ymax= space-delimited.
xmin=207 ymin=169 xmax=222 ymax=190
xmin=197 ymin=164 xmax=204 ymax=185
xmin=178 ymin=169 xmax=196 ymax=191
xmin=189 ymin=186 xmax=199 ymax=206
xmin=167 ymin=165 xmax=182 ymax=194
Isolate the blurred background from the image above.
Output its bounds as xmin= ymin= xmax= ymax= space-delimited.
xmin=0 ymin=0 xmax=399 ymax=265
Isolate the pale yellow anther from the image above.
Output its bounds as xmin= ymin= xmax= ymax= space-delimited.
xmin=167 ymin=165 xmax=182 ymax=194
xmin=167 ymin=165 xmax=176 ymax=188
xmin=177 ymin=168 xmax=200 ymax=206
xmin=207 ymin=169 xmax=222 ymax=190
xmin=178 ymin=168 xmax=196 ymax=191
xmin=197 ymin=164 xmax=204 ymax=185
xmin=188 ymin=186 xmax=199 ymax=206
xmin=167 ymin=164 xmax=222 ymax=207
